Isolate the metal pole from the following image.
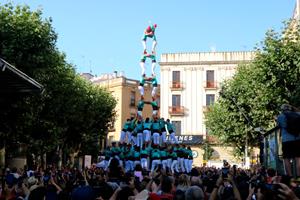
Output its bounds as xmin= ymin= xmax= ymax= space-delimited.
xmin=245 ymin=133 xmax=249 ymax=168
xmin=205 ymin=142 xmax=208 ymax=161
xmin=245 ymin=133 xmax=248 ymax=160
xmin=231 ymin=97 xmax=251 ymax=168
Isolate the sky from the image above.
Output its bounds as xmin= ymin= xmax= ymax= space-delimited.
xmin=5 ymin=0 xmax=296 ymax=80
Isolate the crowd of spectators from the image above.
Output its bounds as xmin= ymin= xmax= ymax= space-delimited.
xmin=1 ymin=160 xmax=300 ymax=200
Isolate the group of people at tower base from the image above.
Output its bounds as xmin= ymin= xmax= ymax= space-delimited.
xmin=101 ymin=142 xmax=193 ymax=175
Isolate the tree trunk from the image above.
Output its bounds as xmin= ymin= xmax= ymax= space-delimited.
xmin=63 ymin=148 xmax=67 ymax=167
xmin=58 ymin=147 xmax=62 ymax=170
xmin=29 ymin=153 xmax=37 ymax=169
xmin=0 ymin=147 xmax=5 ymax=168
xmin=41 ymin=152 xmax=46 ymax=169
xmin=69 ymin=152 xmax=75 ymax=168
xmin=36 ymin=155 xmax=41 ymax=168
xmin=69 ymin=148 xmax=80 ymax=168
xmin=68 ymin=144 xmax=81 ymax=168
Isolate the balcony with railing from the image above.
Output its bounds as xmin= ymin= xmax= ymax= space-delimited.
xmin=170 ymin=81 xmax=183 ymax=90
xmin=169 ymin=106 xmax=185 ymax=116
xmin=204 ymin=81 xmax=218 ymax=89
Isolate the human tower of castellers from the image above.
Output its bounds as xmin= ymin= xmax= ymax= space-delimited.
xmin=100 ymin=24 xmax=193 ymax=174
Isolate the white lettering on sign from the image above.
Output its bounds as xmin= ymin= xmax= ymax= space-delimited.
xmin=174 ymin=136 xmax=194 ymax=141
xmin=166 ymin=135 xmax=203 ymax=144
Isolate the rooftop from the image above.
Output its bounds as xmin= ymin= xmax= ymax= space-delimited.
xmin=160 ymin=51 xmax=255 ymax=65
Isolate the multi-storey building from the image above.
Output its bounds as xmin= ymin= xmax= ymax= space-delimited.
xmin=285 ymin=0 xmax=300 ymax=34
xmin=293 ymin=0 xmax=300 ymax=20
xmin=159 ymin=51 xmax=255 ymax=165
xmin=81 ymin=72 xmax=160 ymax=144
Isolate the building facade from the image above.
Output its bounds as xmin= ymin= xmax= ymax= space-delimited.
xmin=159 ymin=51 xmax=255 ymax=166
xmin=81 ymin=72 xmax=160 ymax=144
xmin=293 ymin=0 xmax=300 ymax=20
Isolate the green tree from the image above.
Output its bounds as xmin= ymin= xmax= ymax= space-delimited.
xmin=0 ymin=3 xmax=58 ymax=78
xmin=0 ymin=3 xmax=116 ymax=167
xmin=0 ymin=3 xmax=62 ymax=164
xmin=206 ymin=21 xmax=300 ymax=156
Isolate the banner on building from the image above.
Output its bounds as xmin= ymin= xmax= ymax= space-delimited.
xmin=166 ymin=135 xmax=203 ymax=145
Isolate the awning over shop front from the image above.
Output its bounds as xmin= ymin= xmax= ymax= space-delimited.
xmin=0 ymin=58 xmax=43 ymax=96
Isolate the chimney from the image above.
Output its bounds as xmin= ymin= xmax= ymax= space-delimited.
xmin=113 ymin=71 xmax=118 ymax=78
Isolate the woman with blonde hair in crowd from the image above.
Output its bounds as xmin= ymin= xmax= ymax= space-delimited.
xmin=176 ymin=174 xmax=190 ymax=192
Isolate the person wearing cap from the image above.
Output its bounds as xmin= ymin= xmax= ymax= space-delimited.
xmin=142 ymin=24 xmax=157 ymax=55
xmin=277 ymin=104 xmax=300 ymax=176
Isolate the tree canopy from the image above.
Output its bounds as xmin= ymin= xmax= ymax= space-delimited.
xmin=206 ymin=21 xmax=300 ymax=156
xmin=0 ymin=3 xmax=116 ymax=164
